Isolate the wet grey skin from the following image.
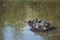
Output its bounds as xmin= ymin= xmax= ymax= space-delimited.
xmin=28 ymin=19 xmax=56 ymax=32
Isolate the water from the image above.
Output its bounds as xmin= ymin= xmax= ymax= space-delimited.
xmin=0 ymin=0 xmax=60 ymax=40
xmin=0 ymin=20 xmax=60 ymax=40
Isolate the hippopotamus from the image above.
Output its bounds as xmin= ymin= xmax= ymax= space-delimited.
xmin=27 ymin=19 xmax=56 ymax=32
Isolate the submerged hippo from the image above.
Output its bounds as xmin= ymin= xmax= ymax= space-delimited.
xmin=27 ymin=19 xmax=56 ymax=32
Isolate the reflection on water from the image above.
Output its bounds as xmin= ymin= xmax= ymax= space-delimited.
xmin=3 ymin=26 xmax=14 ymax=40
xmin=23 ymin=25 xmax=44 ymax=40
xmin=2 ymin=21 xmax=44 ymax=40
xmin=0 ymin=20 xmax=59 ymax=40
